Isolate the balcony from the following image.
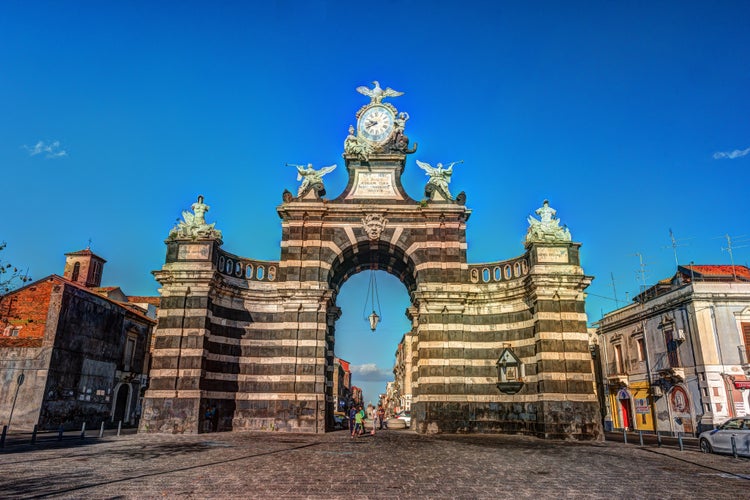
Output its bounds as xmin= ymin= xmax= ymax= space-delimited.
xmin=657 ymin=367 xmax=685 ymax=382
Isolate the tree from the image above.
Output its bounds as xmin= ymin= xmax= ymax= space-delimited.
xmin=0 ymin=242 xmax=32 ymax=293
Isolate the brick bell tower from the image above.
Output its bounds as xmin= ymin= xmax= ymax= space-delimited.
xmin=63 ymin=248 xmax=106 ymax=288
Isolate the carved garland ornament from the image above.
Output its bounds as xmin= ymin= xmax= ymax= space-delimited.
xmin=361 ymin=213 xmax=388 ymax=240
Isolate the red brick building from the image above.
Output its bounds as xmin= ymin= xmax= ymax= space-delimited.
xmin=0 ymin=249 xmax=156 ymax=431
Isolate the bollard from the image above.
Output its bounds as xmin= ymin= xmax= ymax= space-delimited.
xmin=80 ymin=422 xmax=86 ymax=440
xmin=623 ymin=428 xmax=628 ymax=444
xmin=99 ymin=421 xmax=105 ymax=438
xmin=117 ymin=420 xmax=122 ymax=437
xmin=732 ymin=436 xmax=738 ymax=458
xmin=1 ymin=425 xmax=7 ymax=449
xmin=678 ymin=434 xmax=684 ymax=451
xmin=657 ymin=431 xmax=662 ymax=447
xmin=58 ymin=425 xmax=64 ymax=441
xmin=31 ymin=425 xmax=38 ymax=445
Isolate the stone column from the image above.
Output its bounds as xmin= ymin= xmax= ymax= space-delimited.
xmin=139 ymin=239 xmax=219 ymax=434
xmin=525 ymin=242 xmax=602 ymax=439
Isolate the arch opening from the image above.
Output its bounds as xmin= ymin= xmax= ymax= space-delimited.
xmin=324 ymin=241 xmax=417 ymax=431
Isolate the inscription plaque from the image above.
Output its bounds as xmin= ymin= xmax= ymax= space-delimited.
xmin=536 ymin=247 xmax=569 ymax=263
xmin=178 ymin=243 xmax=211 ymax=260
xmin=347 ymin=170 xmax=400 ymax=199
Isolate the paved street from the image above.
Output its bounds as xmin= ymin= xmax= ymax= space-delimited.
xmin=1 ymin=429 xmax=748 ymax=499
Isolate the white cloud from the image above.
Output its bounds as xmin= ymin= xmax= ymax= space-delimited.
xmin=713 ymin=147 xmax=750 ymax=160
xmin=23 ymin=140 xmax=68 ymax=159
xmin=350 ymin=363 xmax=392 ymax=382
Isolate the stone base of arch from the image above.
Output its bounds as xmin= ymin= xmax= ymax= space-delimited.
xmin=412 ymin=400 xmax=601 ymax=439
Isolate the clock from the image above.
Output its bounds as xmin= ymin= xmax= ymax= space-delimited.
xmin=358 ymin=105 xmax=395 ymax=144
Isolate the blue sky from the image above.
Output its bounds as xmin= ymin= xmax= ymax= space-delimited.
xmin=2 ymin=1 xmax=749 ymax=403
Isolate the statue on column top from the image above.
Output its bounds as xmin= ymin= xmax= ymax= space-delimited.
xmin=525 ymin=199 xmax=572 ymax=244
xmin=169 ymin=195 xmax=223 ymax=241
xmin=417 ymin=160 xmax=463 ymax=200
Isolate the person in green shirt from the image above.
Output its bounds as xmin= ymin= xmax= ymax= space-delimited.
xmin=353 ymin=406 xmax=366 ymax=437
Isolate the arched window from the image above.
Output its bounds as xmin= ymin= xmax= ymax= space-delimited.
xmin=482 ymin=268 xmax=490 ymax=283
xmin=494 ymin=267 xmax=501 ymax=281
xmin=246 ymin=264 xmax=254 ymax=279
xmin=71 ymin=262 xmax=80 ymax=282
xmin=257 ymin=266 xmax=265 ymax=280
xmin=268 ymin=266 xmax=277 ymax=281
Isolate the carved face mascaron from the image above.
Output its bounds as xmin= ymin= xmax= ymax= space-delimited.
xmin=358 ymin=105 xmax=395 ymax=144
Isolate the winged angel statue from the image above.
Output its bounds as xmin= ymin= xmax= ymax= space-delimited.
xmin=416 ymin=160 xmax=463 ymax=200
xmin=356 ymin=81 xmax=404 ymax=103
xmin=289 ymin=163 xmax=337 ymax=197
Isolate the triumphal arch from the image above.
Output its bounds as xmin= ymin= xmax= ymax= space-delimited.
xmin=140 ymin=82 xmax=602 ymax=439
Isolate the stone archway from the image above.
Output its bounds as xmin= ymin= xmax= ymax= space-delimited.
xmin=140 ymin=83 xmax=602 ymax=439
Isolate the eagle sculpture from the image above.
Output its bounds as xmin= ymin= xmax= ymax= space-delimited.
xmin=356 ymin=81 xmax=404 ymax=103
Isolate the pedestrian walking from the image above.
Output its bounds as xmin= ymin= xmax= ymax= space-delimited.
xmin=367 ymin=404 xmax=376 ymax=435
xmin=354 ymin=406 xmax=365 ymax=437
xmin=349 ymin=406 xmax=358 ymax=438
xmin=377 ymin=405 xmax=386 ymax=430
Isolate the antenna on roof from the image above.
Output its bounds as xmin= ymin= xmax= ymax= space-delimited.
xmin=721 ymin=233 xmax=749 ymax=281
xmin=608 ymin=272 xmax=621 ymax=308
xmin=633 ymin=252 xmax=648 ymax=294
xmin=662 ymin=229 xmax=695 ymax=269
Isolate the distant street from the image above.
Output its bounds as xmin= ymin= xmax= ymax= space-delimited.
xmin=1 ymin=429 xmax=748 ymax=498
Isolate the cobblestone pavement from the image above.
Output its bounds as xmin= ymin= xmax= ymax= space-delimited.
xmin=1 ymin=429 xmax=748 ymax=499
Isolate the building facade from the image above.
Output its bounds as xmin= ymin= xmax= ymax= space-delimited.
xmin=0 ymin=249 xmax=155 ymax=431
xmin=393 ymin=333 xmax=413 ymax=412
xmin=331 ymin=357 xmax=352 ymax=415
xmin=596 ymin=265 xmax=750 ymax=435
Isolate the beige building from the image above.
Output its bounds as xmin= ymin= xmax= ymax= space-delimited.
xmin=393 ymin=333 xmax=414 ymax=412
xmin=596 ymin=265 xmax=750 ymax=436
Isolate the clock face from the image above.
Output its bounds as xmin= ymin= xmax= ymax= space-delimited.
xmin=358 ymin=105 xmax=395 ymax=144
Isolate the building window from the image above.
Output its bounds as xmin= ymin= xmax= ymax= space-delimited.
xmin=636 ymin=338 xmax=646 ymax=362
xmin=742 ymin=323 xmax=750 ymax=363
xmin=71 ymin=262 xmax=80 ymax=282
xmin=664 ymin=328 xmax=680 ymax=367
xmin=11 ymin=327 xmax=20 ymax=337
xmin=123 ymin=336 xmax=136 ymax=372
xmin=614 ymin=344 xmax=624 ymax=374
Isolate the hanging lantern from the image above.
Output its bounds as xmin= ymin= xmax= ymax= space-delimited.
xmin=362 ymin=264 xmax=382 ymax=332
xmin=368 ymin=310 xmax=380 ymax=331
